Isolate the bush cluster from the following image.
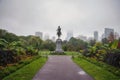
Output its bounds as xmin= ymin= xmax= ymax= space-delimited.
xmin=0 ymin=56 xmax=40 ymax=79
xmin=78 ymin=55 xmax=120 ymax=77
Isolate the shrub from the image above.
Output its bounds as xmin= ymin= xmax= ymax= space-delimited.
xmin=0 ymin=55 xmax=40 ymax=79
xmin=0 ymin=50 xmax=16 ymax=66
xmin=104 ymin=50 xmax=120 ymax=68
xmin=78 ymin=55 xmax=120 ymax=77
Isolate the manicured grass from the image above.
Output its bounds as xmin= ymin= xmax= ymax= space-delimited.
xmin=38 ymin=51 xmax=50 ymax=55
xmin=73 ymin=58 xmax=120 ymax=80
xmin=38 ymin=51 xmax=80 ymax=56
xmin=0 ymin=56 xmax=40 ymax=79
xmin=3 ymin=57 xmax=47 ymax=80
xmin=38 ymin=51 xmax=79 ymax=55
xmin=64 ymin=51 xmax=79 ymax=55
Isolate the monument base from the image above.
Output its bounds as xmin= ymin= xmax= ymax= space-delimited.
xmin=55 ymin=39 xmax=64 ymax=54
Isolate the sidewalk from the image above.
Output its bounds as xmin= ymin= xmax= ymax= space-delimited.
xmin=32 ymin=55 xmax=94 ymax=80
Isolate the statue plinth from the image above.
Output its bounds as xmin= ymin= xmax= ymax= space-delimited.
xmin=54 ymin=26 xmax=64 ymax=54
xmin=55 ymin=39 xmax=64 ymax=53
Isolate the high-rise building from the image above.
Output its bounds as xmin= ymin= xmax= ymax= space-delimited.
xmin=114 ymin=32 xmax=119 ymax=39
xmin=44 ymin=34 xmax=49 ymax=40
xmin=101 ymin=33 xmax=105 ymax=39
xmin=66 ymin=31 xmax=73 ymax=41
xmin=104 ymin=28 xmax=114 ymax=39
xmin=35 ymin=32 xmax=43 ymax=39
xmin=94 ymin=31 xmax=98 ymax=41
xmin=52 ymin=36 xmax=56 ymax=42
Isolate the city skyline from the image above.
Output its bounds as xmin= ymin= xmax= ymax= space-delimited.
xmin=0 ymin=0 xmax=120 ymax=40
xmin=33 ymin=27 xmax=119 ymax=41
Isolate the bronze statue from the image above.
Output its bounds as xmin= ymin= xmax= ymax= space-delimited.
xmin=55 ymin=26 xmax=64 ymax=53
xmin=57 ymin=26 xmax=62 ymax=38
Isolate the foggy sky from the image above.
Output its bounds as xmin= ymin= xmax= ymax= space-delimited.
xmin=0 ymin=0 xmax=120 ymax=39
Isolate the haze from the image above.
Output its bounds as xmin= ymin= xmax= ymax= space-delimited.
xmin=0 ymin=0 xmax=120 ymax=39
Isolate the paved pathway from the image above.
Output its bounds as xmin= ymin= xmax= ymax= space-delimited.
xmin=32 ymin=56 xmax=94 ymax=80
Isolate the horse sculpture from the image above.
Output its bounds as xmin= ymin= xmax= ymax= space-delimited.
xmin=57 ymin=26 xmax=62 ymax=38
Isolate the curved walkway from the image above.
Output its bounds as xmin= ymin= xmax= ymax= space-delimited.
xmin=32 ymin=55 xmax=94 ymax=80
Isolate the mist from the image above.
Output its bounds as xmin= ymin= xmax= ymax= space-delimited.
xmin=0 ymin=0 xmax=120 ymax=39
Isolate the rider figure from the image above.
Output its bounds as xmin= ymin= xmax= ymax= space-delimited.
xmin=57 ymin=26 xmax=62 ymax=38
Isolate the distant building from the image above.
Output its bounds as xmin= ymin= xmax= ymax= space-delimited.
xmin=104 ymin=28 xmax=114 ymax=39
xmin=101 ymin=33 xmax=105 ymax=39
xmin=35 ymin=32 xmax=43 ymax=39
xmin=66 ymin=31 xmax=73 ymax=41
xmin=114 ymin=32 xmax=119 ymax=39
xmin=44 ymin=34 xmax=49 ymax=40
xmin=52 ymin=36 xmax=56 ymax=42
xmin=94 ymin=31 xmax=98 ymax=41
xmin=77 ymin=35 xmax=87 ymax=41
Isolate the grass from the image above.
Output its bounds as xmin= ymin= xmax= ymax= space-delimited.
xmin=64 ymin=51 xmax=79 ymax=55
xmin=3 ymin=57 xmax=47 ymax=80
xmin=2 ymin=51 xmax=120 ymax=80
xmin=38 ymin=51 xmax=50 ymax=55
xmin=73 ymin=58 xmax=120 ymax=80
xmin=38 ymin=51 xmax=79 ymax=55
xmin=0 ymin=55 xmax=40 ymax=79
xmin=79 ymin=55 xmax=120 ymax=77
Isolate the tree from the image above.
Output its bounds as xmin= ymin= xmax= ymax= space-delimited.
xmin=0 ymin=39 xmax=8 ymax=50
xmin=27 ymin=36 xmax=43 ymax=50
xmin=102 ymin=38 xmax=109 ymax=44
xmin=89 ymin=39 xmax=96 ymax=46
xmin=41 ymin=39 xmax=55 ymax=51
xmin=0 ymin=29 xmax=19 ymax=42
xmin=67 ymin=37 xmax=88 ymax=51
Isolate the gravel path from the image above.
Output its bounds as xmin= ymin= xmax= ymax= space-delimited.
xmin=32 ymin=55 xmax=94 ymax=80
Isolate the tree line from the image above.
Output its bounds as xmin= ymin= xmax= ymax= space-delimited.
xmin=0 ymin=29 xmax=120 ymax=68
xmin=0 ymin=29 xmax=55 ymax=66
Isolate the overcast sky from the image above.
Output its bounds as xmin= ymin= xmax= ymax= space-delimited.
xmin=0 ymin=0 xmax=120 ymax=39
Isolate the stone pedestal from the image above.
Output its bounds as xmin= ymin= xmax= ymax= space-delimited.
xmin=55 ymin=39 xmax=64 ymax=53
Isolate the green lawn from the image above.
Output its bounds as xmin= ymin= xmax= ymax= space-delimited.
xmin=73 ymin=58 xmax=120 ymax=80
xmin=3 ymin=57 xmax=47 ymax=80
xmin=64 ymin=51 xmax=79 ymax=55
xmin=38 ymin=51 xmax=50 ymax=55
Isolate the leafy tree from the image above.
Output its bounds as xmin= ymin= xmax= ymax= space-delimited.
xmin=41 ymin=39 xmax=55 ymax=51
xmin=27 ymin=36 xmax=43 ymax=49
xmin=111 ymin=40 xmax=118 ymax=49
xmin=68 ymin=37 xmax=88 ymax=51
xmin=102 ymin=38 xmax=109 ymax=44
xmin=0 ymin=39 xmax=8 ymax=50
xmin=0 ymin=29 xmax=19 ymax=42
xmin=89 ymin=39 xmax=96 ymax=46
